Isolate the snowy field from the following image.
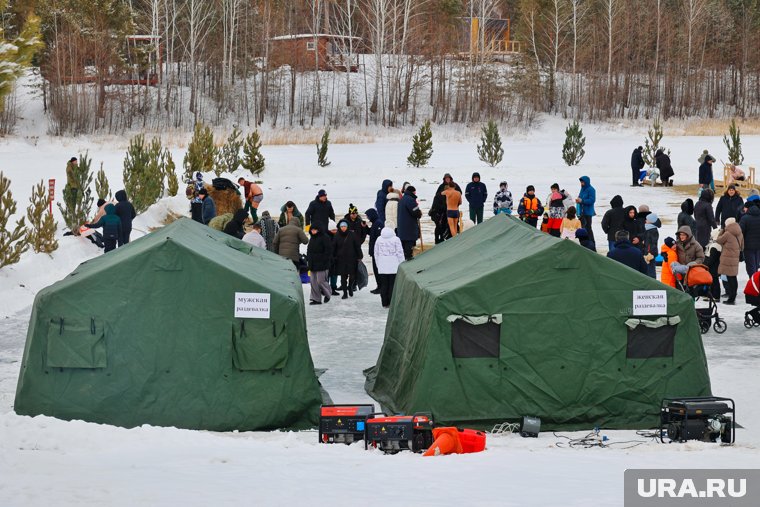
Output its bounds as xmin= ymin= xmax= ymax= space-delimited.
xmin=2 ymin=115 xmax=760 ymax=506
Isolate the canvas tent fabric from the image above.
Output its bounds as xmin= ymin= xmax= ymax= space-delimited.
xmin=364 ymin=215 xmax=712 ymax=430
xmin=15 ymin=217 xmax=322 ymax=431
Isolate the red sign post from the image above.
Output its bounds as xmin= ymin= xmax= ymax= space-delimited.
xmin=48 ymin=179 xmax=55 ymax=214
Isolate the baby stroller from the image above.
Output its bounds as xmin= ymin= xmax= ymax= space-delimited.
xmin=676 ymin=264 xmax=727 ymax=334
xmin=743 ymin=272 xmax=760 ymax=328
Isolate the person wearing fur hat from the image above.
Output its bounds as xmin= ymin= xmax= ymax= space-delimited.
xmin=374 ymin=226 xmax=406 ymax=308
xmin=305 ymin=189 xmax=336 ymax=233
xmin=660 ymin=237 xmax=678 ymax=287
xmin=717 ymin=217 xmax=744 ymax=304
xmin=333 ymin=220 xmax=363 ymax=299
xmin=715 ymin=185 xmax=744 ymax=228
xmin=493 ymin=181 xmax=513 ymax=215
xmin=575 ymin=228 xmax=596 ymax=251
xmin=518 ymin=185 xmax=543 ymax=228
xmin=343 ymin=204 xmax=368 ymax=245
xmin=465 ymin=172 xmax=488 ymax=224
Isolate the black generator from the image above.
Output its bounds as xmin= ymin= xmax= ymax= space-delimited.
xmin=319 ymin=404 xmax=375 ymax=444
xmin=660 ymin=396 xmax=735 ymax=444
xmin=364 ymin=413 xmax=434 ymax=453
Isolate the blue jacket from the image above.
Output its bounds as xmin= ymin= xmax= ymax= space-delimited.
xmin=465 ymin=174 xmax=488 ymax=207
xmin=607 ymin=240 xmax=648 ymax=274
xmin=577 ymin=176 xmax=596 ymax=217
xmin=397 ymin=190 xmax=422 ymax=242
xmin=375 ymin=179 xmax=393 ymax=222
xmin=86 ymin=203 xmax=122 ymax=242
xmin=698 ymin=162 xmax=713 ymax=186
xmin=365 ymin=208 xmax=384 ymax=257
xmin=201 ymin=196 xmax=216 ymax=225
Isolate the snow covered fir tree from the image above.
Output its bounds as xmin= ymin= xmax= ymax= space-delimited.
xmin=477 ymin=120 xmax=504 ymax=167
xmin=407 ymin=120 xmax=433 ymax=167
xmin=562 ymin=121 xmax=586 ymax=166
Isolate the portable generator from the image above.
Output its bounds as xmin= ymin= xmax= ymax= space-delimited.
xmin=319 ymin=404 xmax=375 ymax=444
xmin=364 ymin=413 xmax=434 ymax=453
xmin=660 ymin=396 xmax=735 ymax=444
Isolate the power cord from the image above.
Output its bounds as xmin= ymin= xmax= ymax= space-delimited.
xmin=554 ymin=427 xmax=653 ymax=449
xmin=488 ymin=422 xmax=521 ymax=435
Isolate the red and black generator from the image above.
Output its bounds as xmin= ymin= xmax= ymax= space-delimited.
xmin=319 ymin=404 xmax=375 ymax=444
xmin=364 ymin=413 xmax=434 ymax=453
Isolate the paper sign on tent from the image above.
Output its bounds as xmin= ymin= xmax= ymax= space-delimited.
xmin=632 ymin=290 xmax=667 ymax=316
xmin=235 ymin=292 xmax=271 ymax=319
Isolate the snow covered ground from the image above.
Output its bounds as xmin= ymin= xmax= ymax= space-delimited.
xmin=2 ymin=115 xmax=760 ymax=506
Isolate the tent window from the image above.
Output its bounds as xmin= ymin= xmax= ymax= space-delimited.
xmin=451 ymin=320 xmax=500 ymax=358
xmin=626 ymin=324 xmax=676 ymax=359
xmin=232 ymin=319 xmax=288 ymax=371
xmin=46 ymin=317 xmax=107 ymax=369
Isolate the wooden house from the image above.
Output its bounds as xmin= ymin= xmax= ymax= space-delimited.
xmin=458 ymin=17 xmax=520 ymax=58
xmin=268 ymin=34 xmax=360 ymax=72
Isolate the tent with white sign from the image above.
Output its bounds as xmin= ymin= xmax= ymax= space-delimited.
xmin=365 ymin=215 xmax=712 ymax=430
xmin=14 ymin=218 xmax=323 ymax=431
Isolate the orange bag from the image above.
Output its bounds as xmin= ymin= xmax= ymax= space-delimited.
xmin=686 ymin=264 xmax=713 ymax=287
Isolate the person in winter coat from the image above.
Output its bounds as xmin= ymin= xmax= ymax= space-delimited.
xmin=113 ymin=190 xmax=136 ymax=245
xmin=375 ymin=179 xmax=393 ymax=222
xmin=365 ymin=208 xmax=384 ymax=294
xmin=740 ymin=202 xmax=760 ymax=276
xmin=671 ymin=225 xmax=706 ymax=276
xmin=703 ymin=228 xmax=723 ymax=299
xmin=717 ymin=217 xmax=744 ymax=304
xmin=715 ymin=185 xmax=744 ymax=228
xmin=65 ymin=157 xmax=80 ymax=200
xmin=343 ymin=204 xmax=368 ymax=245
xmin=277 ymin=201 xmax=304 ymax=227
xmin=273 ymin=216 xmax=309 ymax=265
xmin=575 ymin=228 xmax=596 ymax=251
xmin=698 ymin=155 xmax=716 ymax=192
xmin=601 ymin=195 xmax=626 ymax=252
xmin=694 ymin=189 xmax=717 ymax=247
xmin=517 ymin=185 xmax=543 ymax=227
xmin=631 ymin=146 xmax=645 ymax=186
xmin=223 ymin=209 xmax=250 ymax=239
xmin=374 ymin=226 xmax=406 ymax=308
xmin=85 ymin=203 xmax=122 ymax=253
xmin=642 ymin=211 xmax=661 ymax=278
xmin=575 ymin=176 xmax=596 ymax=243
xmin=677 ymin=198 xmax=697 ymax=237
xmin=306 ymin=224 xmax=333 ymax=305
xmin=238 ymin=177 xmax=264 ymax=222
xmin=607 ymin=231 xmax=648 ymax=274
xmin=385 ymin=186 xmax=402 ymax=228
xmin=198 ymin=188 xmax=216 ymax=225
xmin=398 ymin=186 xmax=422 ymax=259
xmin=493 ymin=181 xmax=513 ymax=215
xmin=305 ymin=189 xmax=336 ymax=232
xmin=465 ymin=172 xmax=488 ymax=224
xmin=560 ymin=206 xmax=582 ymax=240
xmin=621 ymin=206 xmax=645 ymax=250
xmin=546 ymin=183 xmax=569 ymax=237
xmin=333 ymin=220 xmax=363 ymax=299
xmin=660 ymin=237 xmax=678 ymax=288
xmin=242 ymin=223 xmax=267 ymax=249
xmin=441 ymin=182 xmax=463 ymax=238
xmin=430 ymin=173 xmax=461 ymax=244
xmin=654 ymin=148 xmax=674 ymax=186
xmin=698 ymin=149 xmax=709 ymax=165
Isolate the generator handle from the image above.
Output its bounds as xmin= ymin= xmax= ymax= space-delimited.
xmin=364 ymin=412 xmax=388 ymax=450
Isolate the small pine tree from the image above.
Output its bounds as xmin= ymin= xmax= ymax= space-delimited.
xmin=57 ymin=152 xmax=94 ymax=235
xmin=477 ymin=120 xmax=504 ymax=167
xmin=723 ymin=119 xmax=744 ymax=166
xmin=183 ymin=123 xmax=217 ymax=180
xmin=241 ymin=130 xmax=266 ymax=175
xmin=216 ymin=126 xmax=243 ymax=175
xmin=123 ymin=135 xmax=163 ymax=214
xmin=95 ymin=162 xmax=110 ymax=200
xmin=643 ymin=119 xmax=669 ymax=167
xmin=316 ymin=127 xmax=331 ymax=167
xmin=26 ymin=179 xmax=58 ymax=254
xmin=562 ymin=121 xmax=586 ymax=166
xmin=0 ymin=10 xmax=43 ymax=111
xmin=407 ymin=120 xmax=433 ymax=167
xmin=0 ymin=172 xmax=28 ymax=268
xmin=165 ymin=150 xmax=179 ymax=197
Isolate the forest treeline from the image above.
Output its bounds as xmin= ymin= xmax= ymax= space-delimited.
xmin=1 ymin=0 xmax=759 ymax=134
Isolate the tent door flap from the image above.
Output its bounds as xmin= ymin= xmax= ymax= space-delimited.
xmin=232 ymin=319 xmax=288 ymax=371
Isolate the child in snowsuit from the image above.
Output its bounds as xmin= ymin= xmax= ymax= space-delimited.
xmin=660 ymin=237 xmax=678 ymax=288
xmin=493 ymin=181 xmax=513 ymax=215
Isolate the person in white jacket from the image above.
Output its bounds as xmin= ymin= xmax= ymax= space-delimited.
xmin=373 ymin=226 xmax=406 ymax=308
xmin=385 ymin=187 xmax=402 ymax=229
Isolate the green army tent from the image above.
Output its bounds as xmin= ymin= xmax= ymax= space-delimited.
xmin=365 ymin=215 xmax=712 ymax=430
xmin=15 ymin=217 xmax=322 ymax=431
